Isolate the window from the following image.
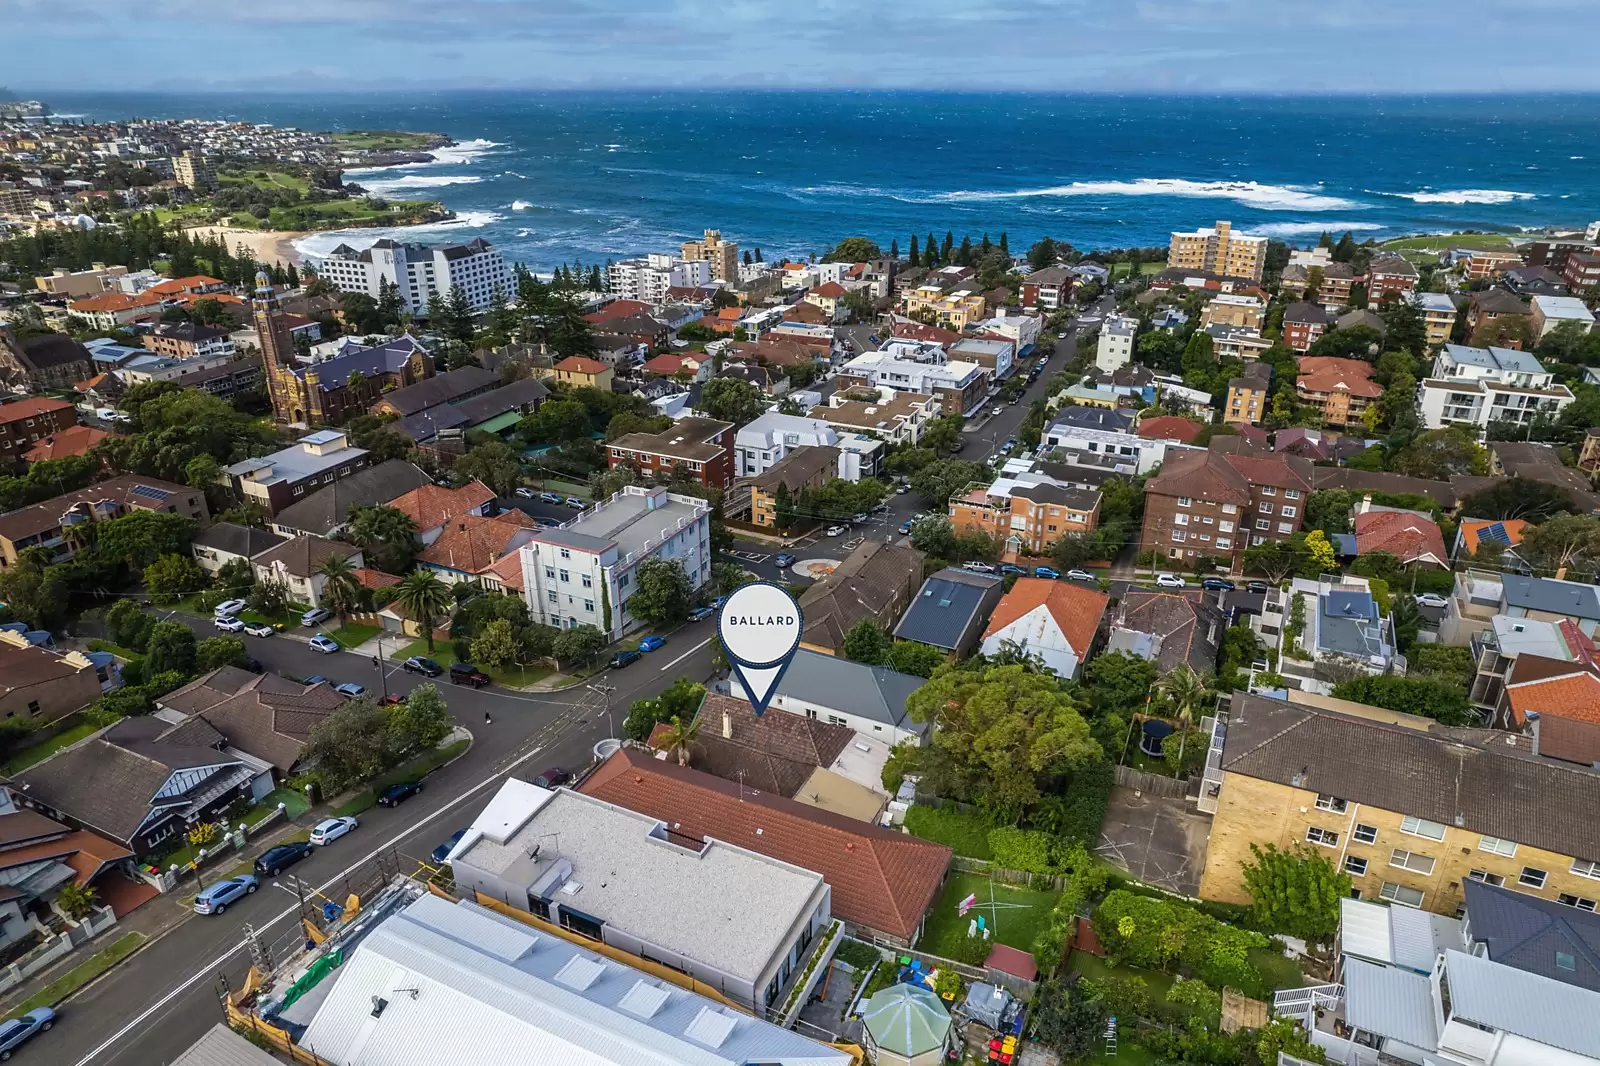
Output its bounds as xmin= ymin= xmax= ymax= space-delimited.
xmin=1216 ymin=538 xmax=1232 ymax=550
xmin=1175 ymin=513 xmax=1189 ymax=526
xmin=545 ymin=567 xmax=556 ymax=580
xmin=547 ymin=591 xmax=558 ymax=604
xmin=1480 ymin=836 xmax=1517 ymax=857
xmin=1219 ymin=521 xmax=1234 ymax=533
xmin=559 ymin=549 xmax=571 ymax=559
xmin=1278 ymin=522 xmax=1294 ymax=534
xmin=1315 ymin=794 xmax=1348 ymax=813
xmin=1256 ymin=519 xmax=1270 ymax=531
xmin=584 ymin=600 xmax=594 ymax=613
xmin=1345 ymin=856 xmax=1368 ymax=877
xmin=1399 ymin=816 xmax=1447 ymax=842
xmin=1171 ymin=531 xmax=1186 ymax=543
xmin=559 ymin=570 xmax=569 ymax=583
xmin=1259 ymin=503 xmax=1274 ymax=515
xmin=1352 ymin=824 xmax=1378 ymax=844
xmin=1558 ymin=894 xmax=1598 ymax=912
xmin=25 ymin=701 xmax=38 ymax=716
xmin=1380 ymin=882 xmax=1424 ymax=908
xmin=1177 ymin=496 xmax=1192 ymax=508
xmin=1467 ymin=869 xmax=1504 ymax=887
xmin=1519 ymin=867 xmax=1548 ymax=889
xmin=1286 ymin=489 xmax=1302 ymax=500
xmin=1281 ymin=506 xmax=1298 ymax=518
xmin=1390 ymin=849 xmax=1436 ymax=875
xmin=1557 ymin=951 xmax=1578 ymax=971
xmin=1306 ymin=827 xmax=1339 ymax=847
xmin=1221 ymin=503 xmax=1238 ymax=515
xmin=1260 ymin=485 xmax=1277 ymax=496
xmin=581 ymin=574 xmax=593 ymax=588
xmin=1572 ymin=858 xmax=1600 ymax=881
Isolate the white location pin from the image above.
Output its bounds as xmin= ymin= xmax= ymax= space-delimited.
xmin=717 ymin=581 xmax=803 ymax=716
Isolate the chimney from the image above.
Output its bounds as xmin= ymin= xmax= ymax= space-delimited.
xmin=722 ymin=711 xmax=732 ymax=739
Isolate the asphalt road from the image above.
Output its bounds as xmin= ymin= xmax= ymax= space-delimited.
xmin=51 ymin=616 xmax=724 ymax=1066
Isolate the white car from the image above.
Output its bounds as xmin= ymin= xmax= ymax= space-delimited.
xmin=1065 ymin=569 xmax=1096 ymax=582
xmin=309 ymin=816 xmax=358 ymax=846
xmin=213 ymin=615 xmax=245 ymax=633
xmin=962 ymin=561 xmax=998 ymax=574
xmin=1415 ymin=592 xmax=1449 ymax=609
xmin=214 ymin=599 xmax=248 ymax=617
xmin=825 ymin=524 xmax=847 ymax=537
xmin=1154 ymin=572 xmax=1187 ymax=588
xmin=244 ymin=621 xmax=276 ymax=638
xmin=514 ymin=487 xmax=535 ymax=498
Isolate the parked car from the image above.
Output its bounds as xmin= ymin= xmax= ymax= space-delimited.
xmin=309 ymin=816 xmax=358 ymax=846
xmin=999 ymin=564 xmax=1027 ymax=575
xmin=1033 ymin=566 xmax=1061 ymax=579
xmin=243 ymin=658 xmax=264 ymax=674
xmin=377 ymin=781 xmax=423 ymax=807
xmin=1201 ymin=578 xmax=1236 ymax=591
xmin=308 ymin=634 xmax=340 ymax=654
xmin=334 ymin=682 xmax=366 ymax=699
xmin=774 ymin=553 xmax=797 ymax=568
xmin=638 ymin=635 xmax=667 ymax=652
xmin=539 ymin=491 xmax=563 ymax=504
xmin=898 ymin=520 xmax=914 ymax=535
xmin=254 ymin=842 xmax=314 ymax=877
xmin=533 ymin=767 xmax=571 ymax=789
xmin=449 ymin=662 xmax=491 ymax=687
xmin=825 ymin=524 xmax=847 ymax=536
xmin=301 ymin=607 xmax=332 ymax=627
xmin=1416 ymin=592 xmax=1450 ymax=609
xmin=962 ymin=561 xmax=998 ymax=574
xmin=1065 ymin=569 xmax=1095 ymax=582
xmin=301 ymin=675 xmax=328 ymax=687
xmin=565 ymin=497 xmax=586 ymax=509
xmin=851 ymin=512 xmax=869 ymax=525
xmin=895 ymin=484 xmax=909 ymax=494
xmin=213 ymin=599 xmax=248 ymax=617
xmin=989 ymin=406 xmax=1002 ymax=416
xmin=514 ymin=487 xmax=535 ymax=498
xmin=711 ymin=596 xmax=727 ymax=609
xmin=214 ymin=615 xmax=245 ymax=633
xmin=1008 ymin=395 xmax=1021 ymax=405
xmin=610 ymin=649 xmax=641 ymax=669
xmin=403 ymin=656 xmax=443 ymax=677
xmin=0 ymin=1009 xmax=55 ymax=1060
xmin=243 ymin=621 xmax=276 ymax=638
xmin=688 ymin=606 xmax=715 ymax=622
xmin=193 ymin=875 xmax=258 ymax=915
xmin=431 ymin=829 xmax=467 ymax=864
xmin=1155 ymin=573 xmax=1187 ymax=588
xmin=1245 ymin=581 xmax=1271 ymax=594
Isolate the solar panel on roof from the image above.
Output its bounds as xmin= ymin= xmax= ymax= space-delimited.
xmin=130 ymin=484 xmax=171 ymax=501
xmin=1478 ymin=522 xmax=1510 ymax=546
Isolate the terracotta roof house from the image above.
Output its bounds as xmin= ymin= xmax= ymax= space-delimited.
xmin=157 ymin=665 xmax=348 ymax=772
xmin=1456 ymin=518 xmax=1529 ymax=560
xmin=384 ymin=480 xmax=497 ymax=546
xmin=1137 ymin=416 xmax=1204 ymax=445
xmin=251 ymin=536 xmax=363 ymax=610
xmin=416 ymin=510 xmax=540 ymax=584
xmin=1108 ymin=589 xmax=1225 ymax=675
xmin=583 ymin=299 xmax=654 ymax=324
xmin=578 ymin=749 xmax=952 ymax=945
xmin=978 ymin=577 xmax=1109 ymax=680
xmin=0 ymin=795 xmax=143 ymax=920
xmin=22 ymin=424 xmax=112 ymax=464
xmin=1353 ymin=508 xmax=1450 ymax=568
xmin=479 ymin=551 xmax=527 ymax=596
xmin=1296 ymin=356 xmax=1382 ymax=427
xmin=798 ymin=540 xmax=924 ymax=655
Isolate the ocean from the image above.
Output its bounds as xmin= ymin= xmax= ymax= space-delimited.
xmin=42 ymin=91 xmax=1600 ymax=270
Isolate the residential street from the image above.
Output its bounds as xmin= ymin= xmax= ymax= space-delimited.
xmin=53 ymin=617 xmax=723 ymax=1066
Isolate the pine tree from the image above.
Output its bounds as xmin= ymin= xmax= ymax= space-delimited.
xmin=999 ymin=232 xmax=1009 ymax=255
xmin=925 ymin=232 xmax=938 ymax=267
xmin=957 ymin=235 xmax=973 ymax=266
xmin=285 ymin=262 xmax=300 ymax=288
xmin=425 ymin=290 xmax=447 ymax=327
xmin=908 ymin=235 xmax=919 ymax=265
xmin=941 ymin=230 xmax=954 ymax=263
xmin=889 ymin=238 xmax=899 ymax=259
xmin=444 ymin=284 xmax=477 ymax=344
xmin=981 ymin=233 xmax=992 ymax=255
xmin=754 ymin=248 xmax=763 ymax=262
xmin=742 ymin=249 xmax=752 ymax=266
xmin=588 ymin=265 xmax=603 ymax=291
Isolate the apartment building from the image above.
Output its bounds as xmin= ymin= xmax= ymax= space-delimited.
xmin=1465 ymin=289 xmax=1532 ymax=340
xmin=313 ymin=236 xmax=510 ymax=314
xmin=518 ymin=485 xmax=712 ymax=639
xmin=33 ymin=263 xmax=129 ymax=298
xmin=1283 ymin=301 xmax=1333 ymax=352
xmin=949 ymin=337 xmax=1015 ymax=381
xmin=1198 ymin=293 xmax=1265 ymax=330
xmin=1418 ymin=345 xmax=1574 ymax=433
xmin=978 ymin=311 xmax=1043 ymax=354
xmin=733 ymin=412 xmax=836 ymax=479
xmin=1042 ymin=422 xmax=1180 ymax=476
xmin=1463 ymin=248 xmax=1524 ymax=280
xmin=1564 ymin=251 xmax=1600 ymax=293
xmin=1364 ymin=253 xmax=1419 ymax=304
xmin=1408 ymin=291 xmax=1459 ymax=347
xmin=223 ymin=429 xmax=371 ymax=516
xmin=808 ymin=391 xmax=938 ymax=446
xmin=0 ymin=474 xmax=208 ymax=569
xmin=834 ymin=351 xmax=990 ymax=417
xmin=901 ymin=284 xmax=987 ymax=330
xmin=1020 ymin=267 xmax=1073 ymax=310
xmin=1095 ymin=314 xmax=1137 ymax=373
xmin=1224 ymin=363 xmax=1271 ymax=425
xmin=748 ymin=445 xmax=838 ymax=529
xmin=1314 ymin=263 xmax=1358 ymax=311
xmin=1205 ymin=324 xmax=1272 ymax=361
xmin=1166 ymin=220 xmax=1267 ymax=282
xmin=1296 ymin=356 xmax=1381 ymax=427
xmin=680 ymin=228 xmax=739 ymax=282
xmin=172 ymin=149 xmax=216 ymax=191
xmin=607 ymin=254 xmax=711 ymax=302
xmin=144 ymin=321 xmax=236 ymax=360
xmin=948 ymin=473 xmax=1101 ymax=556
xmin=0 ymin=397 xmax=77 ymax=469
xmin=607 ymin=416 xmax=735 ymax=489
xmin=1140 ymin=442 xmax=1312 ymax=567
xmin=1200 ymin=691 xmax=1600 ymax=924
xmin=1531 ymin=294 xmax=1596 ymax=338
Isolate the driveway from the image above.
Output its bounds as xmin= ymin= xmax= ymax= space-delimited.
xmin=1096 ymin=785 xmax=1212 ymax=898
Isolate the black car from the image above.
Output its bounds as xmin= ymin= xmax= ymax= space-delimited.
xmin=377 ymin=781 xmax=423 ymax=807
xmin=243 ymin=657 xmax=265 ymax=674
xmin=431 ymin=828 xmax=468 ymax=864
xmin=1245 ymin=580 xmax=1271 ymax=593
xmin=533 ymin=767 xmax=571 ymax=789
xmin=609 ymin=649 xmax=641 ymax=669
xmin=403 ymin=656 xmax=444 ymax=677
xmin=449 ymin=662 xmax=491 ymax=687
xmin=254 ymin=841 xmax=314 ymax=877
xmin=1201 ymin=577 xmax=1237 ymax=591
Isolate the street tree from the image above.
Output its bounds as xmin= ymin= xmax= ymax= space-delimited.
xmin=145 ymin=620 xmax=197 ymax=676
xmin=390 ymin=683 xmax=453 ymax=756
xmin=471 ymin=617 xmax=522 ymax=672
xmin=305 ymin=699 xmax=394 ymax=793
xmin=196 ymin=636 xmax=249 ymax=672
xmin=1242 ymin=540 xmax=1300 ymax=584
xmin=143 ymin=553 xmax=205 ymax=605
xmin=452 ymin=439 xmax=523 ymax=497
xmin=316 ymin=554 xmax=364 ymax=627
xmin=552 ymin=623 xmax=606 ymax=667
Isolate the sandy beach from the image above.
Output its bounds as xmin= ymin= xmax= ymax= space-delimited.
xmin=183 ymin=225 xmax=307 ymax=267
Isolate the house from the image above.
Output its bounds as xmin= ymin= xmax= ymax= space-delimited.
xmin=1199 ymin=690 xmax=1600 ymax=925
xmin=516 ymin=486 xmax=711 ymax=640
xmin=22 ymin=424 xmax=112 ymax=465
xmin=978 ymin=578 xmax=1108 ymax=680
xmin=748 ymin=446 xmax=838 ymax=529
xmin=1042 ymin=422 xmax=1175 ymax=476
xmin=1108 ymin=589 xmax=1224 ymax=675
xmin=224 ymin=429 xmax=371 ymax=516
xmin=417 ymin=510 xmax=540 ymax=585
xmin=384 ymin=481 xmax=496 ymax=546
xmin=0 ymin=396 xmax=77 ymax=470
xmin=948 ymin=474 xmax=1100 ymax=556
xmin=1052 ymin=405 xmax=1134 ymax=436
xmin=804 ymin=280 xmax=848 ymax=319
xmin=1366 ymin=253 xmax=1419 ymax=304
xmin=733 ymin=412 xmax=836 ymax=479
xmin=391 ymin=376 xmax=550 ymax=446
xmin=1459 ymin=877 xmax=1600 ymax=990
xmin=1150 ymin=307 xmax=1189 ymax=331
xmin=1443 ymin=569 xmax=1600 ymax=647
xmin=797 ymin=540 xmax=924 ymax=656
xmin=719 ymin=361 xmax=789 ymax=397
xmin=446 ymin=778 xmax=831 ymax=1015
xmin=1503 ymin=264 xmax=1569 ymax=298
xmin=1198 ymin=294 xmax=1265 ymax=331
xmin=1020 ymin=267 xmax=1073 ymax=310
xmin=1225 ymin=363 xmax=1272 ymax=425
xmin=893 ymin=568 xmax=1005 ymax=658
xmin=1140 ymin=442 xmax=1312 ymax=568
xmin=0 ymin=631 xmax=105 ymax=727
xmin=579 ymin=749 xmax=951 ymax=946
xmin=1335 ymin=308 xmax=1386 ymax=336
xmin=368 ymin=366 xmax=499 ymax=419
xmin=609 ymin=415 xmax=735 ymax=489
xmin=641 ymin=352 xmax=710 ymax=382
xmin=12 ymin=716 xmax=273 ymax=854
xmin=250 ymin=536 xmax=363 ymax=609
xmin=833 ymin=350 xmax=990 ymax=418
xmin=1282 ymin=301 xmax=1333 ymax=352
xmin=0 ymin=328 xmax=95 ymax=391
xmin=1454 ymin=517 xmax=1528 ymax=562
xmin=190 ymin=521 xmax=289 ymax=576
xmin=551 ymin=355 xmax=613 ymax=391
xmin=0 ymin=474 xmax=209 ymax=570
xmin=156 ymin=666 xmax=347 ymax=773
xmin=268 ymin=459 xmax=433 ymax=539
xmin=65 ymin=290 xmax=164 ymax=330
xmin=1274 ymin=427 xmax=1369 ymax=465
xmin=169 ymin=1027 xmax=284 ymax=1066
xmin=1137 ymin=415 xmax=1204 ymax=445
xmin=1465 ymin=613 xmax=1592 ymax=721
xmin=143 ymin=321 xmax=235 ymax=361
xmin=976 ymin=310 xmax=1043 ymax=354
xmin=1408 ymin=291 xmax=1460 ymax=347
xmin=1094 ymin=314 xmax=1137 ymax=373
xmin=1531 ymin=294 xmax=1596 ymax=339
xmin=730 ymin=648 xmax=929 ymax=747
xmin=1296 ymin=356 xmax=1381 ymax=428
xmin=1205 ymin=323 xmax=1272 ymax=361
xmin=809 ymin=393 xmax=937 ymax=447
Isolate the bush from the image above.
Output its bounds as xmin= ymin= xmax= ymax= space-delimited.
xmin=1331 ymin=675 xmax=1473 ymax=725
xmin=1056 ymin=760 xmax=1113 ymax=848
xmin=903 ymin=804 xmax=993 ymax=860
xmin=1093 ymin=889 xmax=1271 ymax=996
xmin=987 ymin=826 xmax=1058 ymax=875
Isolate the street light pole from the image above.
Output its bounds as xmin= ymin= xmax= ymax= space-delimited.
xmin=374 ymin=632 xmax=387 ymax=700
xmin=585 ymin=683 xmax=616 ymax=738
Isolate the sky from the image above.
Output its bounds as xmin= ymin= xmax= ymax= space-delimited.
xmin=7 ymin=0 xmax=1600 ymax=93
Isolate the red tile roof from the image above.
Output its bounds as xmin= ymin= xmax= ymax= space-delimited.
xmin=1353 ymin=509 xmax=1449 ymax=566
xmin=66 ymin=290 xmax=162 ymax=313
xmin=385 ymin=480 xmax=495 ymax=532
xmin=1507 ymin=669 xmax=1600 ymax=727
xmin=418 ymin=511 xmax=539 ymax=574
xmin=982 ymin=577 xmax=1108 ymax=660
xmin=23 ymin=424 xmax=111 ymax=463
xmin=578 ymin=749 xmax=951 ymax=941
xmin=352 ymin=567 xmax=401 ymax=590
xmin=642 ymin=353 xmax=701 ymax=376
xmin=1137 ymin=415 xmax=1203 ymax=444
xmin=1296 ymin=356 xmax=1383 ymax=399
xmin=812 ymin=281 xmax=847 ymax=298
xmin=554 ymin=356 xmax=608 ymax=375
xmin=0 ymin=396 xmax=75 ymax=426
xmin=584 ymin=299 xmax=653 ymax=324
xmin=146 ymin=274 xmax=225 ymax=296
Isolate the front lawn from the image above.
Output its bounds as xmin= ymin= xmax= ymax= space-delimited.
xmin=328 ymin=623 xmax=380 ymax=649
xmin=1249 ymin=945 xmax=1306 ymax=992
xmin=390 ymin=640 xmax=551 ymax=688
xmin=919 ymin=871 xmax=1057 ymax=960
xmin=2 ymin=722 xmax=99 ymax=774
xmin=332 ymin=738 xmax=471 ymax=817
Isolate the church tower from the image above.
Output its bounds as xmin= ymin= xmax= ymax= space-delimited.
xmin=252 ymin=271 xmax=307 ymax=425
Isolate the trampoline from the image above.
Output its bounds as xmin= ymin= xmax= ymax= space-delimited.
xmin=1140 ymin=719 xmax=1175 ymax=758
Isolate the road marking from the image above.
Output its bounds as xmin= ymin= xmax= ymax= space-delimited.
xmin=659 ymin=634 xmax=714 ymax=672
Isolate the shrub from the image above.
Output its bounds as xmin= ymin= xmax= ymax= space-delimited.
xmin=1056 ymin=760 xmax=1113 ymax=848
xmin=1093 ymin=889 xmax=1271 ymax=995
xmin=987 ymin=826 xmax=1058 ymax=875
xmin=903 ymin=804 xmax=993 ymax=860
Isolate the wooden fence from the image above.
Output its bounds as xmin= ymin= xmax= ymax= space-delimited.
xmin=951 ymin=856 xmax=1070 ymax=892
xmin=1113 ymin=764 xmax=1190 ymax=798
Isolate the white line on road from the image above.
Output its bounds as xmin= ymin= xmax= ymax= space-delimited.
xmin=659 ymin=634 xmax=714 ymax=672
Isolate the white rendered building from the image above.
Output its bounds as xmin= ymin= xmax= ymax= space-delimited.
xmin=313 ymin=237 xmax=510 ymax=314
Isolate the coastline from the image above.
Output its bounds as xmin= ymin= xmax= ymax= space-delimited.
xmin=183 ymin=224 xmax=307 ymax=267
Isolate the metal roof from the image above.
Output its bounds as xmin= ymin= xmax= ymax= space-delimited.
xmin=168 ymin=1024 xmax=284 ymax=1066
xmin=763 ymin=649 xmax=925 ymax=731
xmin=1501 ymin=575 xmax=1600 ymax=620
xmin=1445 ymin=948 xmax=1600 ymax=1058
xmin=1342 ymin=957 xmax=1438 ymax=1051
xmin=893 ymin=568 xmax=1001 ymax=651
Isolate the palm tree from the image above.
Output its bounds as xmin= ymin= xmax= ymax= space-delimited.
xmin=395 ymin=570 xmax=451 ymax=651
xmin=1155 ymin=665 xmax=1207 ymax=765
xmin=317 ymin=554 xmax=363 ymax=628
xmin=349 ymin=505 xmax=420 ymax=573
xmin=656 ymin=715 xmax=699 ymax=767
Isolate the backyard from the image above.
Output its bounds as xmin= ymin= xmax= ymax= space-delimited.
xmin=919 ymin=871 xmax=1058 ymax=961
xmin=2 ymin=722 xmax=99 ymax=775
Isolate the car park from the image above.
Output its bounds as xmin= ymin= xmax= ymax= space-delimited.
xmin=610 ymin=649 xmax=641 ymax=668
xmin=774 ymin=553 xmax=797 ymax=568
xmin=254 ymin=842 xmax=314 ymax=877
xmin=214 ymin=615 xmax=245 ymax=633
xmin=213 ymin=599 xmax=248 ymax=617
xmin=1201 ymin=578 xmax=1236 ymax=591
xmin=533 ymin=767 xmax=571 ymax=789
xmin=0 ymin=1009 xmax=55 ymax=1061
xmin=308 ymin=634 xmax=340 ymax=654
xmin=377 ymin=781 xmax=423 ymax=807
xmin=962 ymin=561 xmax=998 ymax=573
xmin=432 ymin=829 xmax=468 ymax=864
xmin=688 ymin=606 xmax=715 ymax=622
xmin=449 ymin=662 xmax=492 ymax=687
xmin=1416 ymin=592 xmax=1449 ymax=608
xmin=540 ymin=492 xmax=563 ymax=504
xmin=826 ymin=524 xmax=846 ymax=536
xmin=403 ymin=656 xmax=443 ymax=677
xmin=301 ymin=607 xmax=332 ymax=627
xmin=309 ymin=816 xmax=358 ymax=846
xmin=1155 ymin=573 xmax=1187 ymax=588
xmin=638 ymin=635 xmax=667 ymax=652
xmin=1033 ymin=566 xmax=1060 ymax=579
xmin=1066 ymin=569 xmax=1095 ymax=582
xmin=193 ymin=875 xmax=257 ymax=915
xmin=243 ymin=621 xmax=276 ymax=638
xmin=334 ymin=682 xmax=366 ymax=699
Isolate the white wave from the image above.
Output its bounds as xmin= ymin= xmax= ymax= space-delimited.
xmin=1252 ymin=221 xmax=1385 ymax=238
xmin=428 ymin=138 xmax=502 ymax=165
xmin=929 ymin=178 xmax=1361 ymax=212
xmin=501 ymin=171 xmax=527 ymax=179
xmin=1573 ymin=156 xmax=1585 ymax=160
xmin=292 ymin=210 xmax=503 ymax=259
xmin=511 ymin=200 xmax=535 ymax=211
xmin=1377 ymin=188 xmax=1536 ymax=205
xmin=357 ymin=174 xmax=483 ymax=194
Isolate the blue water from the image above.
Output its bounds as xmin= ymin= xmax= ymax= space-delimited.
xmin=43 ymin=91 xmax=1600 ymax=268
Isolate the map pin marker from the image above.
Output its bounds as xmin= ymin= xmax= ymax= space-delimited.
xmin=718 ymin=581 xmax=803 ymax=716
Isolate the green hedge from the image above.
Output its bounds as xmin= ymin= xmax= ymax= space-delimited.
xmin=1058 ymin=760 xmax=1114 ymax=848
xmin=903 ymin=804 xmax=993 ymax=860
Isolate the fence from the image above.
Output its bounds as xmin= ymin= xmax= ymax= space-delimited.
xmin=1112 ymin=764 xmax=1190 ymax=798
xmin=950 ymin=856 xmax=1070 ymax=892
xmin=0 ymin=906 xmax=118 ymax=995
